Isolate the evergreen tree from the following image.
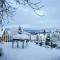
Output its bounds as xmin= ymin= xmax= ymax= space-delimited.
xmin=45 ymin=33 xmax=50 ymax=46
xmin=18 ymin=26 xmax=22 ymax=34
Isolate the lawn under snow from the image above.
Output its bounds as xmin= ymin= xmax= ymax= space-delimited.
xmin=0 ymin=42 xmax=60 ymax=60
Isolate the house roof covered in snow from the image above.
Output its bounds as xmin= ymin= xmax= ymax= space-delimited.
xmin=12 ymin=34 xmax=30 ymax=40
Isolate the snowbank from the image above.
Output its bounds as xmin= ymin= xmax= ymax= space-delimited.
xmin=0 ymin=42 xmax=60 ymax=60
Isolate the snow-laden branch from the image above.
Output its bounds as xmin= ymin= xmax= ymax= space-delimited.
xmin=0 ymin=0 xmax=45 ymax=27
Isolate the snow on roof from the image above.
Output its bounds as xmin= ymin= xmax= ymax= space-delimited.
xmin=22 ymin=31 xmax=30 ymax=35
xmin=12 ymin=34 xmax=29 ymax=40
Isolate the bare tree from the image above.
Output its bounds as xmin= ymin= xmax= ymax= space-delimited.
xmin=0 ymin=0 xmax=16 ymax=26
xmin=0 ymin=0 xmax=44 ymax=27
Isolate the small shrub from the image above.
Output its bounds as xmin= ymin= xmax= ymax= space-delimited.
xmin=52 ymin=44 xmax=57 ymax=48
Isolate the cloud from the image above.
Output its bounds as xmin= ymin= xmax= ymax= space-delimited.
xmin=6 ymin=0 xmax=60 ymax=29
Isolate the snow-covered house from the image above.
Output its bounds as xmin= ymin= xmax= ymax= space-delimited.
xmin=2 ymin=29 xmax=9 ymax=42
xmin=4 ymin=25 xmax=31 ymax=41
xmin=0 ymin=28 xmax=5 ymax=42
xmin=30 ymin=34 xmax=37 ymax=41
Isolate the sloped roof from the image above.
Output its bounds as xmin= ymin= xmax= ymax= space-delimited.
xmin=12 ymin=34 xmax=30 ymax=40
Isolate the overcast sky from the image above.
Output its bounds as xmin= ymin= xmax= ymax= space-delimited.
xmin=7 ymin=0 xmax=60 ymax=29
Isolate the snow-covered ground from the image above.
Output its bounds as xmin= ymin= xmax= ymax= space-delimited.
xmin=0 ymin=42 xmax=60 ymax=60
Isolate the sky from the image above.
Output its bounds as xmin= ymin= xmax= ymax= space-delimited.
xmin=6 ymin=0 xmax=60 ymax=29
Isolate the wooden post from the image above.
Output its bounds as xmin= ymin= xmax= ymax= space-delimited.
xmin=26 ymin=39 xmax=29 ymax=47
xmin=17 ymin=40 xmax=19 ymax=48
xmin=22 ymin=41 xmax=24 ymax=48
xmin=12 ymin=40 xmax=14 ymax=48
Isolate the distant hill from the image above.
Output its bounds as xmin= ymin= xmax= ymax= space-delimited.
xmin=24 ymin=28 xmax=56 ymax=35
